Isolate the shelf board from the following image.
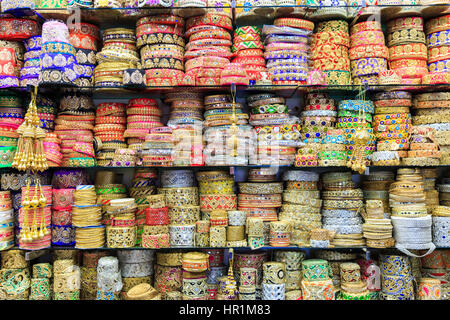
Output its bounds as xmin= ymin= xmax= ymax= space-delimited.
xmin=2 ymin=84 xmax=450 ymax=100
xmin=1 ymin=165 xmax=449 ymax=172
xmin=10 ymin=246 xmax=450 ymax=252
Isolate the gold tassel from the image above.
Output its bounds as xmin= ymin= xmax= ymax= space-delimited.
xmin=20 ymin=182 xmax=32 ymax=243
xmin=227 ymin=87 xmax=239 ymax=158
xmin=12 ymin=86 xmax=48 ymax=172
xmin=347 ymin=88 xmax=371 ymax=174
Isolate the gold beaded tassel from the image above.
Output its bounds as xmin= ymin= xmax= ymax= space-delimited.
xmin=347 ymin=87 xmax=370 ymax=174
xmin=20 ymin=182 xmax=33 ymax=242
xmin=12 ymin=86 xmax=48 ymax=172
xmin=228 ymin=85 xmax=239 ymax=157
xmin=37 ymin=179 xmax=49 ymax=238
xmin=225 ymin=248 xmax=237 ymax=298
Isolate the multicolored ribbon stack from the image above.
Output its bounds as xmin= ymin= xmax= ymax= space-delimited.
xmin=389 ymin=168 xmax=435 ymax=255
xmin=39 ymin=20 xmax=83 ymax=87
xmin=54 ymin=95 xmax=96 ymax=167
xmin=141 ymin=126 xmax=174 ymax=166
xmin=279 ymin=170 xmax=321 ymax=246
xmin=263 ymin=18 xmax=313 ymax=85
xmin=310 ymin=0 xmax=348 ymax=20
xmin=94 ymin=102 xmax=126 ymax=166
xmin=95 ymin=171 xmax=128 ymax=224
xmin=386 ymin=16 xmax=428 ymax=86
xmin=261 ymin=261 xmax=286 ymax=300
xmin=197 ymin=170 xmax=236 ymax=220
xmin=232 ymin=26 xmax=267 ymax=84
xmin=424 ymin=14 xmax=450 ymax=85
xmin=181 ymin=251 xmax=209 ymax=300
xmin=0 ymin=16 xmax=39 ymax=88
xmin=0 ymin=94 xmax=22 ymax=167
xmin=337 ymin=100 xmax=376 ymax=166
xmin=165 ymin=91 xmax=204 ymax=166
xmin=319 ymin=129 xmax=347 ymax=166
xmin=311 ymin=20 xmax=350 ymax=86
xmin=142 ymin=194 xmax=169 ymax=248
xmin=234 ymin=251 xmax=268 ymax=299
xmin=137 ymin=15 xmax=185 ymax=87
xmin=413 ymin=92 xmax=450 ymax=164
xmin=51 ymin=186 xmax=75 ymax=247
xmin=371 ymin=91 xmax=412 ymax=165
xmin=154 ymin=251 xmax=183 ymax=298
xmin=248 ymin=92 xmax=299 ymax=166
xmin=105 ymin=198 xmax=137 ymax=248
xmin=35 ymin=95 xmax=57 ymax=134
xmin=314 ymin=250 xmax=358 ymax=291
xmin=296 ymin=93 xmax=336 ymax=166
xmin=124 ymin=98 xmax=163 ymax=156
xmin=159 ymin=170 xmax=197 ymax=247
xmin=301 ymin=259 xmax=335 ymax=300
xmin=20 ymin=36 xmax=41 ymax=87
xmin=94 ymin=28 xmax=139 ymax=88
xmin=204 ymin=249 xmax=225 ymax=299
xmin=350 ymin=21 xmax=388 ymax=85
xmin=402 ymin=126 xmax=440 ymax=166
xmin=238 ymin=170 xmax=282 ymax=245
xmin=68 ymin=23 xmax=99 ymax=88
xmin=321 ymin=171 xmax=365 ymax=247
xmin=203 ymin=94 xmax=255 ymax=165
xmin=183 ymin=13 xmax=233 ymax=86
xmin=431 ymin=205 xmax=450 ymax=247
xmin=129 ymin=169 xmax=157 ymax=245
xmin=362 ymin=171 xmax=394 ymax=216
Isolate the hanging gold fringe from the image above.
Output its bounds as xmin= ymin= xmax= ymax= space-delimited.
xmin=12 ymin=86 xmax=48 ymax=172
xmin=13 ymin=87 xmax=49 ymax=242
xmin=347 ymin=87 xmax=371 ymax=174
xmin=227 ymin=86 xmax=239 ymax=157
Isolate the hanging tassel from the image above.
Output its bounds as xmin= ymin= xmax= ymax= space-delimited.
xmin=12 ymin=86 xmax=48 ymax=172
xmin=20 ymin=182 xmax=32 ymax=243
xmin=227 ymin=86 xmax=239 ymax=158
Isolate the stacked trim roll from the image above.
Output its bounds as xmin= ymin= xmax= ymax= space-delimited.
xmin=263 ymin=18 xmax=314 ymax=85
xmin=387 ymin=16 xmax=428 ymax=85
xmin=165 ymin=91 xmax=204 ymax=166
xmin=53 ymin=259 xmax=80 ymax=300
xmin=424 ymin=14 xmax=450 ymax=85
xmin=371 ymin=91 xmax=412 ymax=165
xmin=350 ymin=21 xmax=388 ymax=85
xmin=137 ymin=15 xmax=185 ymax=87
xmin=94 ymin=102 xmax=127 ymax=166
xmin=312 ymin=20 xmax=351 ymax=86
xmin=280 ymin=170 xmax=321 ymax=246
xmin=96 ymin=256 xmax=122 ymax=300
xmin=73 ymin=185 xmax=104 ymax=249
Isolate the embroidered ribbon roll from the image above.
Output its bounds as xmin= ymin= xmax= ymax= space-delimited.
xmin=301 ymin=279 xmax=335 ymax=300
xmin=261 ymin=283 xmax=285 ymax=300
xmin=418 ymin=278 xmax=441 ymax=300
